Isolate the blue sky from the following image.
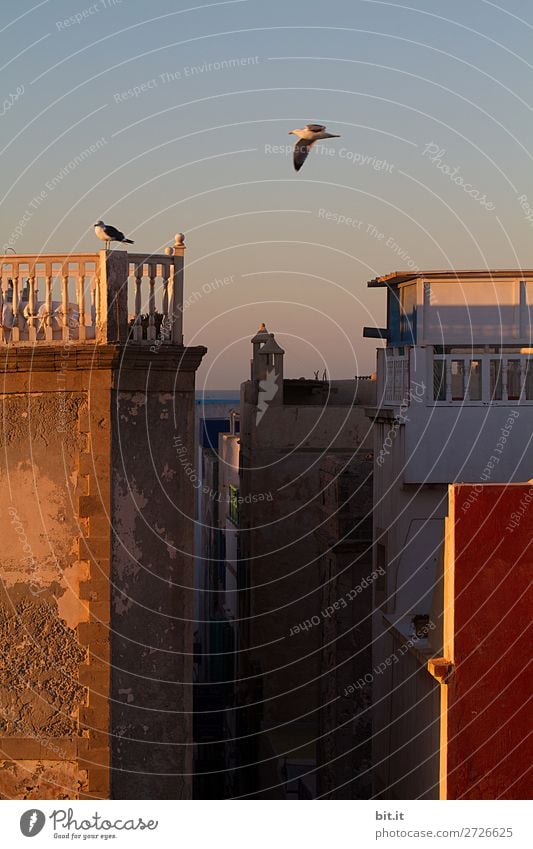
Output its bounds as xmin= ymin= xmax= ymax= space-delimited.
xmin=2 ymin=0 xmax=533 ymax=386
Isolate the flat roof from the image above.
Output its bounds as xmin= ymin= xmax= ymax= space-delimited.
xmin=368 ymin=269 xmax=533 ymax=287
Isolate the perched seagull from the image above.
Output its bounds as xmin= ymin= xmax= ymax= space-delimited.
xmin=288 ymin=124 xmax=341 ymax=171
xmin=94 ymin=220 xmax=134 ymax=250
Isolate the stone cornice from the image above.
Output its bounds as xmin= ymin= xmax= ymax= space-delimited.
xmin=0 ymin=343 xmax=207 ymax=374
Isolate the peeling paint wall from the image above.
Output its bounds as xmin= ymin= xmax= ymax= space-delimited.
xmin=0 ymin=388 xmax=92 ymax=799
xmin=0 ymin=600 xmax=87 ymax=737
xmin=1 ymin=345 xmax=204 ymax=801
xmin=0 ymin=760 xmax=88 ymax=800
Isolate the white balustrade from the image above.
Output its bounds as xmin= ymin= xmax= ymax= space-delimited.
xmin=383 ymin=355 xmax=410 ymax=404
xmin=0 ymin=236 xmax=185 ymax=346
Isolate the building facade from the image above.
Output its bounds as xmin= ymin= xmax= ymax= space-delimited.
xmin=235 ymin=325 xmax=377 ymax=797
xmin=364 ymin=269 xmax=533 ymax=799
xmin=193 ymin=406 xmax=240 ymax=799
xmin=316 ymin=453 xmax=374 ymax=799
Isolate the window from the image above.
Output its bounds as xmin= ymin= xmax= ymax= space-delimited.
xmin=435 ymin=345 xmax=524 ymax=354
xmin=433 ymin=352 xmax=533 ymax=403
xmin=399 ymin=284 xmax=416 ymax=344
xmin=229 ymin=484 xmax=239 ymax=526
xmin=490 ymin=359 xmax=503 ymax=400
xmin=468 ymin=360 xmax=482 ymax=401
xmin=507 ymin=360 xmax=521 ymax=400
xmin=451 ymin=360 xmax=465 ymax=400
xmin=433 ymin=359 xmax=446 ymax=401
xmin=525 ymin=360 xmax=533 ymax=401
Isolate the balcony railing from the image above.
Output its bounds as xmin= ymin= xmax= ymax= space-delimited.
xmin=433 ymin=353 xmax=533 ymax=403
xmin=0 ymin=235 xmax=185 ymax=345
xmin=383 ymin=353 xmax=410 ymax=404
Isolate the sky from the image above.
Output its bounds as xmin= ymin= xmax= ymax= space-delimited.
xmin=2 ymin=0 xmax=533 ymax=386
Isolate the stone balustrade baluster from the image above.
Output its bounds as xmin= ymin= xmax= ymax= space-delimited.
xmin=61 ymin=264 xmax=70 ymax=341
xmin=162 ymin=263 xmax=170 ymax=341
xmin=45 ymin=263 xmax=53 ymax=341
xmin=93 ymin=263 xmax=101 ymax=336
xmin=147 ymin=263 xmax=156 ymax=341
xmin=12 ymin=268 xmax=20 ymax=341
xmin=27 ymin=272 xmax=37 ymax=341
xmin=78 ymin=264 xmax=86 ymax=341
xmin=134 ymin=263 xmax=143 ymax=341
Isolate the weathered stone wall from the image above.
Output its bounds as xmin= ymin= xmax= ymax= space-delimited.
xmin=109 ymin=352 xmax=202 ymax=800
xmin=0 ymin=351 xmax=113 ymax=799
xmin=0 ymin=344 xmax=205 ymax=800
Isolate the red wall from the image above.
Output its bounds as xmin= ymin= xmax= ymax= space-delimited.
xmin=446 ymin=484 xmax=532 ymax=799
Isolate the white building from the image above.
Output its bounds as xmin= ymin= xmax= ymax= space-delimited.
xmin=364 ymin=269 xmax=533 ymax=799
xmin=218 ymin=420 xmax=241 ymax=624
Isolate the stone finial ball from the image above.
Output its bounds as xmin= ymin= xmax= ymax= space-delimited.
xmin=174 ymin=233 xmax=185 ymax=245
xmin=164 ymin=247 xmax=172 ymax=256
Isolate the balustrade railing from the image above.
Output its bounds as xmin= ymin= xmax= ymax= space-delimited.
xmin=0 ymin=254 xmax=97 ymax=343
xmin=383 ymin=353 xmax=410 ymax=404
xmin=433 ymin=353 xmax=533 ymax=403
xmin=378 ymin=348 xmax=533 ymax=408
xmin=0 ymin=234 xmax=185 ymax=345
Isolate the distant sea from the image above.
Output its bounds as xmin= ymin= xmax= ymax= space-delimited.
xmin=195 ymin=389 xmax=240 ymax=405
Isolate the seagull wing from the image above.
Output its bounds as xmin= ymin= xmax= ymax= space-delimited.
xmin=294 ymin=138 xmax=314 ymax=171
xmin=306 ymin=124 xmax=326 ymax=132
xmin=102 ymin=224 xmax=125 ymax=240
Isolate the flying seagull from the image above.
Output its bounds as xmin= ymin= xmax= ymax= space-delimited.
xmin=288 ymin=124 xmax=341 ymax=172
xmin=94 ymin=220 xmax=134 ymax=250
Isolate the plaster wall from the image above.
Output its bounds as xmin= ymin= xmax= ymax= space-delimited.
xmin=239 ymin=392 xmax=373 ymax=727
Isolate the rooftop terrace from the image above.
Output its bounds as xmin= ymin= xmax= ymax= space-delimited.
xmin=0 ymin=235 xmax=186 ymax=346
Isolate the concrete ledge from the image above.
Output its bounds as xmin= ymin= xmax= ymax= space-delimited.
xmin=0 ymin=343 xmax=207 ymax=375
xmin=365 ymin=406 xmax=401 ymax=422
